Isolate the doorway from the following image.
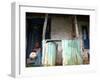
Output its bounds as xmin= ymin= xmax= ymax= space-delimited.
xmin=26 ymin=13 xmax=51 ymax=67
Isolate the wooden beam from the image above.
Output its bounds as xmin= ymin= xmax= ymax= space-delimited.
xmin=43 ymin=14 xmax=48 ymax=40
xmin=74 ymin=16 xmax=79 ymax=38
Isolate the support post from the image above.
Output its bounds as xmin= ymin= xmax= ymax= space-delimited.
xmin=42 ymin=14 xmax=48 ymax=40
xmin=74 ymin=16 xmax=79 ymax=38
xmin=42 ymin=14 xmax=48 ymax=66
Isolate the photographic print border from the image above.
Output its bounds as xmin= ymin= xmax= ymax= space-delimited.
xmin=11 ymin=2 xmax=96 ymax=78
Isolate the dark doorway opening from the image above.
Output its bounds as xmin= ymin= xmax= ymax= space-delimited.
xmin=82 ymin=26 xmax=89 ymax=49
xmin=26 ymin=13 xmax=51 ymax=67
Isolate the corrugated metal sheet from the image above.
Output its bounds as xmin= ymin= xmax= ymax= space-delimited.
xmin=42 ymin=40 xmax=57 ymax=66
xmin=62 ymin=40 xmax=83 ymax=65
xmin=42 ymin=40 xmax=83 ymax=66
xmin=46 ymin=42 xmax=57 ymax=66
